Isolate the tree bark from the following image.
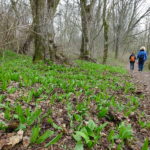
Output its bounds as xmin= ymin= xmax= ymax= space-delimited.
xmin=30 ymin=0 xmax=60 ymax=62
xmin=115 ymin=35 xmax=119 ymax=59
xmin=102 ymin=0 xmax=109 ymax=64
xmin=30 ymin=0 xmax=45 ymax=61
xmin=46 ymin=0 xmax=60 ymax=61
xmin=80 ymin=0 xmax=95 ymax=60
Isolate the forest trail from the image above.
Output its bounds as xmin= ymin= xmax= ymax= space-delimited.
xmin=127 ymin=63 xmax=150 ymax=94
xmin=126 ymin=64 xmax=150 ymax=148
xmin=132 ymin=70 xmax=150 ymax=114
xmin=127 ymin=63 xmax=150 ymax=113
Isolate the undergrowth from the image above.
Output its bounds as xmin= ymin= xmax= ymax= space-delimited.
xmin=0 ymin=51 xmax=149 ymax=150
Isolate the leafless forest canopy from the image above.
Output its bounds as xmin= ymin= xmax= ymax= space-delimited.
xmin=0 ymin=0 xmax=150 ymax=63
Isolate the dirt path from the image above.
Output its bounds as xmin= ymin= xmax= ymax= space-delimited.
xmin=127 ymin=63 xmax=150 ymax=91
xmin=127 ymin=63 xmax=150 ymax=114
xmin=126 ymin=63 xmax=150 ymax=148
xmin=132 ymin=71 xmax=150 ymax=114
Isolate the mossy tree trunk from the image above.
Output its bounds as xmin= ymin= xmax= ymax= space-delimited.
xmin=30 ymin=0 xmax=45 ymax=61
xmin=30 ymin=0 xmax=60 ymax=62
xmin=46 ymin=0 xmax=60 ymax=61
xmin=115 ymin=35 xmax=119 ymax=59
xmin=102 ymin=0 xmax=109 ymax=64
xmin=80 ymin=0 xmax=95 ymax=60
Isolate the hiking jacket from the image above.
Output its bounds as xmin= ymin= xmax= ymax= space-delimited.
xmin=137 ymin=50 xmax=147 ymax=62
xmin=129 ymin=54 xmax=136 ymax=62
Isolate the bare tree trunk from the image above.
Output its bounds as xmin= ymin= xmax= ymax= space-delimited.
xmin=10 ymin=0 xmax=20 ymax=53
xmin=30 ymin=0 xmax=45 ymax=61
xmin=115 ymin=35 xmax=119 ymax=59
xmin=102 ymin=0 xmax=109 ymax=64
xmin=80 ymin=0 xmax=89 ymax=59
xmin=80 ymin=0 xmax=95 ymax=60
xmin=30 ymin=0 xmax=60 ymax=62
xmin=46 ymin=0 xmax=60 ymax=61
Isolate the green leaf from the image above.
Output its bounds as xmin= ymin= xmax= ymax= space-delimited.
xmin=73 ymin=133 xmax=82 ymax=142
xmin=74 ymin=114 xmax=82 ymax=121
xmin=45 ymin=133 xmax=62 ymax=147
xmin=85 ymin=127 xmax=95 ymax=138
xmin=76 ymin=131 xmax=90 ymax=144
xmin=97 ymin=122 xmax=108 ymax=132
xmin=108 ymin=130 xmax=119 ymax=144
xmin=30 ymin=126 xmax=40 ymax=143
xmin=37 ymin=130 xmax=54 ymax=144
xmin=87 ymin=120 xmax=97 ymax=131
xmin=142 ymin=138 xmax=149 ymax=150
xmin=118 ymin=122 xmax=132 ymax=140
xmin=52 ymin=123 xmax=62 ymax=130
xmin=16 ymin=105 xmax=26 ymax=124
xmin=98 ymin=107 xmax=108 ymax=118
xmin=27 ymin=109 xmax=41 ymax=125
xmin=17 ymin=123 xmax=26 ymax=131
xmin=74 ymin=142 xmax=84 ymax=150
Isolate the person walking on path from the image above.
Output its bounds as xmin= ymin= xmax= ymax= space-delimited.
xmin=137 ymin=46 xmax=147 ymax=71
xmin=129 ymin=52 xmax=136 ymax=71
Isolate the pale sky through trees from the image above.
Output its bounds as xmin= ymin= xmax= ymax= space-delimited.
xmin=0 ymin=0 xmax=150 ymax=60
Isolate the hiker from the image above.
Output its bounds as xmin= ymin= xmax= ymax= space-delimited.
xmin=137 ymin=46 xmax=147 ymax=71
xmin=129 ymin=52 xmax=136 ymax=71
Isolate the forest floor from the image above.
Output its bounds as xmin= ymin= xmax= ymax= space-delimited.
xmin=0 ymin=51 xmax=149 ymax=150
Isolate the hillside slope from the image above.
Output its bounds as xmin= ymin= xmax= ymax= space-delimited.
xmin=0 ymin=51 xmax=149 ymax=150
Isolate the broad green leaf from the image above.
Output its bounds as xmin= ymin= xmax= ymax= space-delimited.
xmin=17 ymin=123 xmax=26 ymax=130
xmin=74 ymin=142 xmax=84 ymax=150
xmin=73 ymin=133 xmax=82 ymax=142
xmin=76 ymin=131 xmax=90 ymax=144
xmin=98 ymin=107 xmax=108 ymax=118
xmin=142 ymin=138 xmax=149 ymax=150
xmin=52 ymin=123 xmax=62 ymax=130
xmin=30 ymin=126 xmax=40 ymax=143
xmin=97 ymin=123 xmax=108 ymax=132
xmin=74 ymin=114 xmax=82 ymax=121
xmin=37 ymin=130 xmax=54 ymax=144
xmin=87 ymin=140 xmax=94 ymax=148
xmin=45 ymin=133 xmax=62 ymax=147
xmin=16 ymin=105 xmax=26 ymax=124
xmin=87 ymin=120 xmax=97 ymax=131
xmin=27 ymin=109 xmax=41 ymax=125
xmin=118 ymin=122 xmax=132 ymax=140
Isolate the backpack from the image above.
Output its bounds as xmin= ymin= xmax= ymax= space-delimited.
xmin=138 ymin=53 xmax=145 ymax=62
xmin=130 ymin=55 xmax=135 ymax=62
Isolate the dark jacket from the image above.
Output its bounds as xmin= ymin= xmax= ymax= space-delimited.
xmin=137 ymin=50 xmax=147 ymax=62
xmin=129 ymin=54 xmax=136 ymax=62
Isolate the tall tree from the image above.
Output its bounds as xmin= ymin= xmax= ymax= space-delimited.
xmin=80 ymin=0 xmax=95 ymax=60
xmin=30 ymin=0 xmax=60 ymax=62
xmin=102 ymin=0 xmax=109 ymax=64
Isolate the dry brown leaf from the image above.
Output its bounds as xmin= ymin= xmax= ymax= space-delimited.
xmin=0 ymin=139 xmax=8 ymax=149
xmin=8 ymin=130 xmax=24 ymax=147
xmin=23 ymin=136 xmax=30 ymax=148
xmin=0 ymin=130 xmax=24 ymax=149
